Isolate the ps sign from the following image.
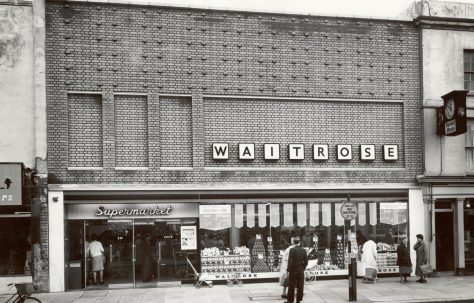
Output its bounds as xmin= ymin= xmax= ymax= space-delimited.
xmin=340 ymin=201 xmax=358 ymax=220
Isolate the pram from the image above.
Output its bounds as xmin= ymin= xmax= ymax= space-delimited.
xmin=362 ymin=267 xmax=377 ymax=284
xmin=186 ymin=257 xmax=213 ymax=288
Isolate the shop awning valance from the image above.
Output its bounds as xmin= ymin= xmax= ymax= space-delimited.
xmin=258 ymin=203 xmax=267 ymax=227
xmin=309 ymin=203 xmax=319 ymax=227
xmin=246 ymin=204 xmax=255 ymax=228
xmin=199 ymin=204 xmax=231 ymax=231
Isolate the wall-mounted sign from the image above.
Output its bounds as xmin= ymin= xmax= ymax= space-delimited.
xmin=181 ymin=225 xmax=197 ymax=250
xmin=383 ymin=145 xmax=398 ymax=161
xmin=313 ymin=144 xmax=329 ymax=160
xmin=212 ymin=143 xmax=229 ymax=159
xmin=264 ymin=144 xmax=280 ymax=160
xmin=212 ymin=144 xmax=399 ymax=162
xmin=336 ymin=145 xmax=352 ymax=161
xmin=239 ymin=144 xmax=254 ymax=160
xmin=360 ymin=145 xmax=375 ymax=161
xmin=0 ymin=163 xmax=23 ymax=206
xmin=66 ymin=203 xmax=199 ymax=220
xmin=96 ymin=205 xmax=172 ymax=218
xmin=437 ymin=90 xmax=468 ymax=136
xmin=289 ymin=144 xmax=304 ymax=160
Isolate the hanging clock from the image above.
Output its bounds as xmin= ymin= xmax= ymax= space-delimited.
xmin=444 ymin=99 xmax=455 ymax=120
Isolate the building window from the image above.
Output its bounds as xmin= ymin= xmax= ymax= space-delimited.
xmin=0 ymin=217 xmax=32 ymax=276
xmin=465 ymin=51 xmax=474 ymax=91
xmin=466 ymin=120 xmax=474 ymax=174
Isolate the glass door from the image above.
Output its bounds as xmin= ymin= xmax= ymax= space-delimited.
xmin=85 ymin=220 xmax=134 ymax=288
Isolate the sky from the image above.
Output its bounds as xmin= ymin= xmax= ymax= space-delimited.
xmin=139 ymin=0 xmax=474 ymax=20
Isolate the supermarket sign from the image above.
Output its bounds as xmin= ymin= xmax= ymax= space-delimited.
xmin=212 ymin=143 xmax=399 ymax=162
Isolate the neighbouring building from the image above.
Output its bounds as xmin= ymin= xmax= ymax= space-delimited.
xmin=416 ymin=0 xmax=474 ymax=276
xmin=44 ymin=0 xmax=424 ymax=292
xmin=0 ymin=0 xmax=48 ymax=294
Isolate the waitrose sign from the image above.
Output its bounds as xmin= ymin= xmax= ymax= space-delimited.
xmin=212 ymin=143 xmax=399 ymax=161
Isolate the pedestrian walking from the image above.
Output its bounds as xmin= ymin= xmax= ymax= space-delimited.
xmin=280 ymin=237 xmax=295 ymax=299
xmin=285 ymin=237 xmax=308 ymax=303
xmin=361 ymin=234 xmax=378 ymax=282
xmin=414 ymin=234 xmax=429 ymax=283
xmin=88 ymin=233 xmax=105 ymax=285
xmin=396 ymin=237 xmax=412 ymax=282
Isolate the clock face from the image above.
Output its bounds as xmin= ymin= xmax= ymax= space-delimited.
xmin=445 ymin=99 xmax=455 ymax=119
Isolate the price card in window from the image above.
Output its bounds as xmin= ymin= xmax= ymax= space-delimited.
xmin=258 ymin=253 xmax=264 ymax=260
xmin=256 ymin=234 xmax=262 ymax=240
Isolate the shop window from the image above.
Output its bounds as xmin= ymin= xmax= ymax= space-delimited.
xmin=464 ymin=199 xmax=474 ymax=273
xmin=0 ymin=217 xmax=32 ymax=276
xmin=198 ymin=201 xmax=408 ymax=276
xmin=464 ymin=51 xmax=474 ymax=91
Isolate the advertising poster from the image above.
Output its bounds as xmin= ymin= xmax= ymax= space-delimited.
xmin=181 ymin=225 xmax=197 ymax=250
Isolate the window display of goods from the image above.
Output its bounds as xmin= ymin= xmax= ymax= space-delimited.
xmin=234 ymin=246 xmax=250 ymax=255
xmin=201 ymin=247 xmax=221 ymax=257
xmin=201 ymin=254 xmax=251 ymax=273
xmin=376 ymin=252 xmax=398 ymax=267
xmin=306 ymin=263 xmax=341 ymax=271
xmin=376 ymin=242 xmax=397 ymax=252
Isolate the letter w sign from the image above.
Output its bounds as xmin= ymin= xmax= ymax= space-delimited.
xmin=212 ymin=143 xmax=229 ymax=159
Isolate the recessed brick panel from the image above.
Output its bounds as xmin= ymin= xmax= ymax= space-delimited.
xmin=67 ymin=94 xmax=103 ymax=167
xmin=160 ymin=96 xmax=192 ymax=167
xmin=204 ymin=98 xmax=404 ymax=167
xmin=114 ymin=95 xmax=148 ymax=167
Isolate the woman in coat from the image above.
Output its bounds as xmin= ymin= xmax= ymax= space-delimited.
xmin=361 ymin=234 xmax=378 ymax=282
xmin=414 ymin=234 xmax=429 ymax=283
xmin=396 ymin=237 xmax=412 ymax=282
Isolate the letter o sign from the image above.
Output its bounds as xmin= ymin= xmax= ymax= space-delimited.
xmin=337 ymin=144 xmax=352 ymax=161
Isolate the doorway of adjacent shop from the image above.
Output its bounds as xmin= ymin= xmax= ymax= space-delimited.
xmin=65 ymin=218 xmax=199 ymax=290
xmin=435 ymin=201 xmax=455 ymax=272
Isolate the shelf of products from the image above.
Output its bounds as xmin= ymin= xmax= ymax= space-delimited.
xmin=201 ymin=255 xmax=251 ymax=274
xmin=376 ymin=251 xmax=398 ymax=267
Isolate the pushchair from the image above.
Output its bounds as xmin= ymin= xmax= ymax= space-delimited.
xmin=186 ymin=257 xmax=213 ymax=288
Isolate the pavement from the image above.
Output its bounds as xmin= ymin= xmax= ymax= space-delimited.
xmin=5 ymin=275 xmax=474 ymax=303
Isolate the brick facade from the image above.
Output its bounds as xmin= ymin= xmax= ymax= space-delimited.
xmin=45 ymin=1 xmax=422 ymax=184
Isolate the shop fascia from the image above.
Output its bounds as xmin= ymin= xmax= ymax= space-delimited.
xmin=95 ymin=205 xmax=172 ymax=218
xmin=212 ymin=143 xmax=399 ymax=161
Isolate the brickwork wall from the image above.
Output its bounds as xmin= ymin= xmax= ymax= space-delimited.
xmin=114 ymin=95 xmax=148 ymax=167
xmin=67 ymin=93 xmax=103 ymax=167
xmin=46 ymin=1 xmax=422 ymax=184
xmin=160 ymin=96 xmax=193 ymax=167
xmin=204 ymin=98 xmax=404 ymax=167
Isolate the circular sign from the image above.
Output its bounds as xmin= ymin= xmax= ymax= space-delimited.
xmin=340 ymin=201 xmax=358 ymax=220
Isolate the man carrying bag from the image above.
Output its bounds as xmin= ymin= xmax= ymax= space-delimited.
xmin=285 ymin=237 xmax=308 ymax=303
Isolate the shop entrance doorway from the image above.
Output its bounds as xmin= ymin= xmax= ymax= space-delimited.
xmin=435 ymin=210 xmax=455 ymax=271
xmin=66 ymin=218 xmax=198 ymax=290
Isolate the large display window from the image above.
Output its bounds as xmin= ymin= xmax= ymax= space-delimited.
xmin=198 ymin=201 xmax=408 ymax=278
xmin=0 ymin=216 xmax=32 ymax=276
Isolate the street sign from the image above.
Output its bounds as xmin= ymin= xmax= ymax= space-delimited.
xmin=340 ymin=201 xmax=358 ymax=220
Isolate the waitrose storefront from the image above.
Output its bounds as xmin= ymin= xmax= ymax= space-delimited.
xmin=48 ymin=184 xmax=424 ymax=292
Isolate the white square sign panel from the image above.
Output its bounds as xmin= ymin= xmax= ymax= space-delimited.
xmin=337 ymin=145 xmax=352 ymax=161
xmin=313 ymin=144 xmax=329 ymax=160
xmin=289 ymin=144 xmax=305 ymax=160
xmin=212 ymin=143 xmax=229 ymax=159
xmin=264 ymin=144 xmax=280 ymax=160
xmin=239 ymin=143 xmax=255 ymax=160
xmin=360 ymin=145 xmax=375 ymax=161
xmin=383 ymin=145 xmax=398 ymax=161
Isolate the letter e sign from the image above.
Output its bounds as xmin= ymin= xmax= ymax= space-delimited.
xmin=383 ymin=145 xmax=398 ymax=161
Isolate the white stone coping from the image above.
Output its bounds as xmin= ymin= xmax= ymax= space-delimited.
xmin=49 ymin=182 xmax=419 ymax=191
xmin=67 ymin=167 xmax=104 ymax=171
xmin=114 ymin=167 xmax=149 ymax=171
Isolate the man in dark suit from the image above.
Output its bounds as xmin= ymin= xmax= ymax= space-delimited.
xmin=286 ymin=237 xmax=308 ymax=303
